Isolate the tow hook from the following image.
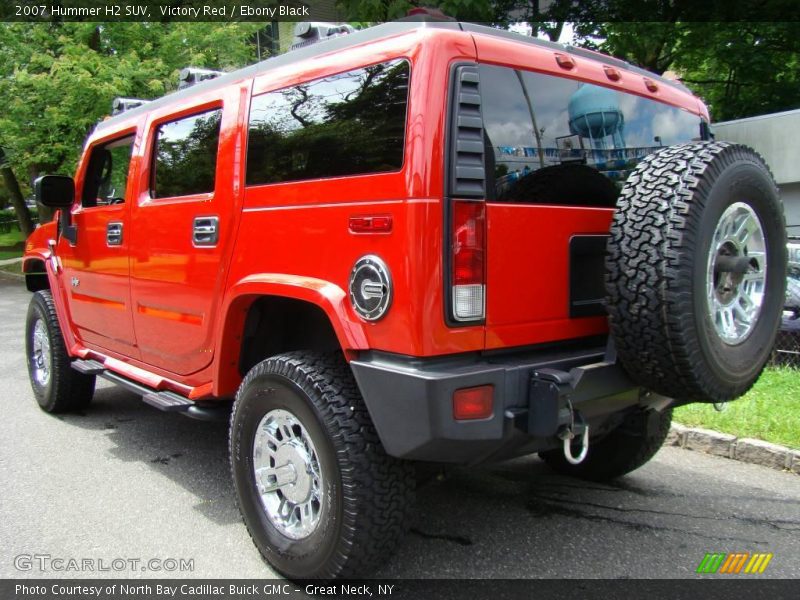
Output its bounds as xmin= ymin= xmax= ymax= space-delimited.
xmin=557 ymin=397 xmax=589 ymax=465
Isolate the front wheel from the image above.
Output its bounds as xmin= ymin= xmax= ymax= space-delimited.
xmin=25 ymin=290 xmax=95 ymax=413
xmin=229 ymin=352 xmax=414 ymax=579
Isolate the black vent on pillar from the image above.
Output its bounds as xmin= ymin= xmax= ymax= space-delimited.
xmin=449 ymin=66 xmax=485 ymax=198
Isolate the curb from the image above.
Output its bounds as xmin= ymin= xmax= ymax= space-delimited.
xmin=668 ymin=423 xmax=799 ymax=475
xmin=0 ymin=269 xmax=24 ymax=282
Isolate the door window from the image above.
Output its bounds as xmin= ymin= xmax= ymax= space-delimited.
xmin=81 ymin=135 xmax=135 ymax=208
xmin=151 ymin=109 xmax=222 ymax=198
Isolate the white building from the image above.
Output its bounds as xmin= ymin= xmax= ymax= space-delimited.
xmin=713 ymin=109 xmax=800 ymax=230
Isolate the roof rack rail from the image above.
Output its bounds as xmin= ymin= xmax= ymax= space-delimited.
xmin=291 ymin=22 xmax=355 ymax=51
xmin=111 ymin=97 xmax=150 ymax=116
xmin=179 ymin=67 xmax=224 ymax=89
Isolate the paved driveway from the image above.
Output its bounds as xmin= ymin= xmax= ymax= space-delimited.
xmin=1 ymin=278 xmax=798 ymax=579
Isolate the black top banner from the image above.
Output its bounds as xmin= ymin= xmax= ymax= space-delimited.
xmin=1 ymin=0 xmax=798 ymax=22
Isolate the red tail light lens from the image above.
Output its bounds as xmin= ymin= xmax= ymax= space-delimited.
xmin=453 ymin=385 xmax=494 ymax=420
xmin=452 ymin=200 xmax=485 ymax=321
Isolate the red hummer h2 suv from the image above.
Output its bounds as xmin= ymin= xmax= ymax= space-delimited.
xmin=22 ymin=19 xmax=786 ymax=578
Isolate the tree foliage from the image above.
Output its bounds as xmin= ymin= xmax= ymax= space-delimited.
xmin=339 ymin=1 xmax=800 ymax=121
xmin=0 ymin=4 xmax=797 ymax=234
xmin=0 ymin=21 xmax=262 ymax=230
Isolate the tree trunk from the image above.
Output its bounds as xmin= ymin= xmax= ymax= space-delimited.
xmin=0 ymin=150 xmax=35 ymax=237
xmin=28 ymin=165 xmax=54 ymax=224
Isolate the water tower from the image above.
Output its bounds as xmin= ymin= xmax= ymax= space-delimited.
xmin=568 ymin=84 xmax=626 ymax=149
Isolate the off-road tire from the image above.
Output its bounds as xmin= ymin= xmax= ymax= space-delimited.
xmin=25 ymin=290 xmax=95 ymax=412
xmin=606 ymin=142 xmax=786 ymax=403
xmin=229 ymin=351 xmax=414 ymax=579
xmin=540 ymin=408 xmax=672 ymax=481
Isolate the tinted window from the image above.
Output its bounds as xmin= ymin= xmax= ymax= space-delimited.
xmin=479 ymin=65 xmax=705 ymax=205
xmin=246 ymin=59 xmax=409 ymax=186
xmin=152 ymin=109 xmax=222 ymax=198
xmin=82 ymin=135 xmax=134 ymax=208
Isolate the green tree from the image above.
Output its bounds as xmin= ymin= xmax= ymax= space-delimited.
xmin=0 ymin=21 xmax=262 ymax=233
xmin=338 ymin=1 xmax=800 ymax=121
xmin=676 ymin=23 xmax=800 ymax=121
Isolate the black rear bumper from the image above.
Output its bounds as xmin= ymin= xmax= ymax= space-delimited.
xmin=350 ymin=340 xmax=649 ymax=464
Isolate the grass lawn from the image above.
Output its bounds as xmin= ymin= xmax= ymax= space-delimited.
xmin=0 ymin=229 xmax=25 ymax=260
xmin=0 ymin=249 xmax=22 ymax=260
xmin=0 ymin=228 xmax=24 ymax=247
xmin=674 ymin=367 xmax=800 ymax=449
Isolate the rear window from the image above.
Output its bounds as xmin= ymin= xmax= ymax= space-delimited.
xmin=246 ymin=59 xmax=410 ymax=186
xmin=151 ymin=108 xmax=222 ymax=199
xmin=479 ymin=65 xmax=705 ymax=206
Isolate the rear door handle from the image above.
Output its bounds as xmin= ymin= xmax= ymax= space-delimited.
xmin=193 ymin=216 xmax=219 ymax=247
xmin=107 ymin=222 xmax=123 ymax=246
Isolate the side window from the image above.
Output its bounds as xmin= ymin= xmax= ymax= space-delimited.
xmin=479 ymin=64 xmax=705 ymax=206
xmin=246 ymin=59 xmax=409 ymax=186
xmin=81 ymin=135 xmax=135 ymax=208
xmin=151 ymin=108 xmax=222 ymax=199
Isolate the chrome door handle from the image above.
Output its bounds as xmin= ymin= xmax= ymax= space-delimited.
xmin=107 ymin=222 xmax=123 ymax=246
xmin=193 ymin=216 xmax=219 ymax=247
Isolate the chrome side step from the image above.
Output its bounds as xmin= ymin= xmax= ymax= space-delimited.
xmin=70 ymin=359 xmax=229 ymax=421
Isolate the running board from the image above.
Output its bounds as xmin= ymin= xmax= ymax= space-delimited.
xmin=71 ymin=359 xmax=105 ymax=375
xmin=70 ymin=359 xmax=229 ymax=421
xmin=143 ymin=390 xmax=193 ymax=412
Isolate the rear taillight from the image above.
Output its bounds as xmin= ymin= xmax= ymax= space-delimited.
xmin=451 ymin=200 xmax=485 ymax=322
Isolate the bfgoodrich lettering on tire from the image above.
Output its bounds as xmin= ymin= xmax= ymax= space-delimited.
xmin=606 ymin=142 xmax=787 ymax=403
xmin=229 ymin=351 xmax=414 ymax=579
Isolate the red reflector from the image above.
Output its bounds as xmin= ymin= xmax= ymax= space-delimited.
xmin=349 ymin=215 xmax=393 ymax=233
xmin=453 ymin=385 xmax=494 ymax=420
xmin=452 ymin=201 xmax=485 ymax=286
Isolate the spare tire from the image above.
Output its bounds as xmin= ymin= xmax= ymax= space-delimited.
xmin=606 ymin=142 xmax=786 ymax=403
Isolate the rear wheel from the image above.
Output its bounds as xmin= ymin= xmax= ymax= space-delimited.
xmin=229 ymin=351 xmax=414 ymax=579
xmin=25 ymin=290 xmax=95 ymax=413
xmin=606 ymin=142 xmax=786 ymax=403
xmin=540 ymin=408 xmax=672 ymax=481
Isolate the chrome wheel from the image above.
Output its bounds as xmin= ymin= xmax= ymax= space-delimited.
xmin=252 ymin=409 xmax=323 ymax=540
xmin=31 ymin=318 xmax=51 ymax=386
xmin=706 ymin=202 xmax=767 ymax=344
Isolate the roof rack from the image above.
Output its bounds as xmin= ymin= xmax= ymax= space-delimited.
xmin=291 ymin=22 xmax=355 ymax=51
xmin=111 ymin=97 xmax=150 ymax=115
xmin=179 ymin=67 xmax=224 ymax=89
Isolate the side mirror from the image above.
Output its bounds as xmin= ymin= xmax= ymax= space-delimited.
xmin=34 ymin=175 xmax=78 ymax=245
xmin=34 ymin=175 xmax=75 ymax=208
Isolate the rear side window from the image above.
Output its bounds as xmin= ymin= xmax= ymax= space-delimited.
xmin=246 ymin=59 xmax=409 ymax=186
xmin=151 ymin=108 xmax=222 ymax=198
xmin=479 ymin=65 xmax=705 ymax=206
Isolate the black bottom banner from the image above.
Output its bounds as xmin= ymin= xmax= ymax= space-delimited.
xmin=1 ymin=579 xmax=798 ymax=600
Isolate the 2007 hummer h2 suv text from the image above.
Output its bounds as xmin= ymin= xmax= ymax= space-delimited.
xmin=23 ymin=18 xmax=786 ymax=578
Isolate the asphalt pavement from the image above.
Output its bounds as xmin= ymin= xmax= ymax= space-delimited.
xmin=1 ymin=277 xmax=798 ymax=579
